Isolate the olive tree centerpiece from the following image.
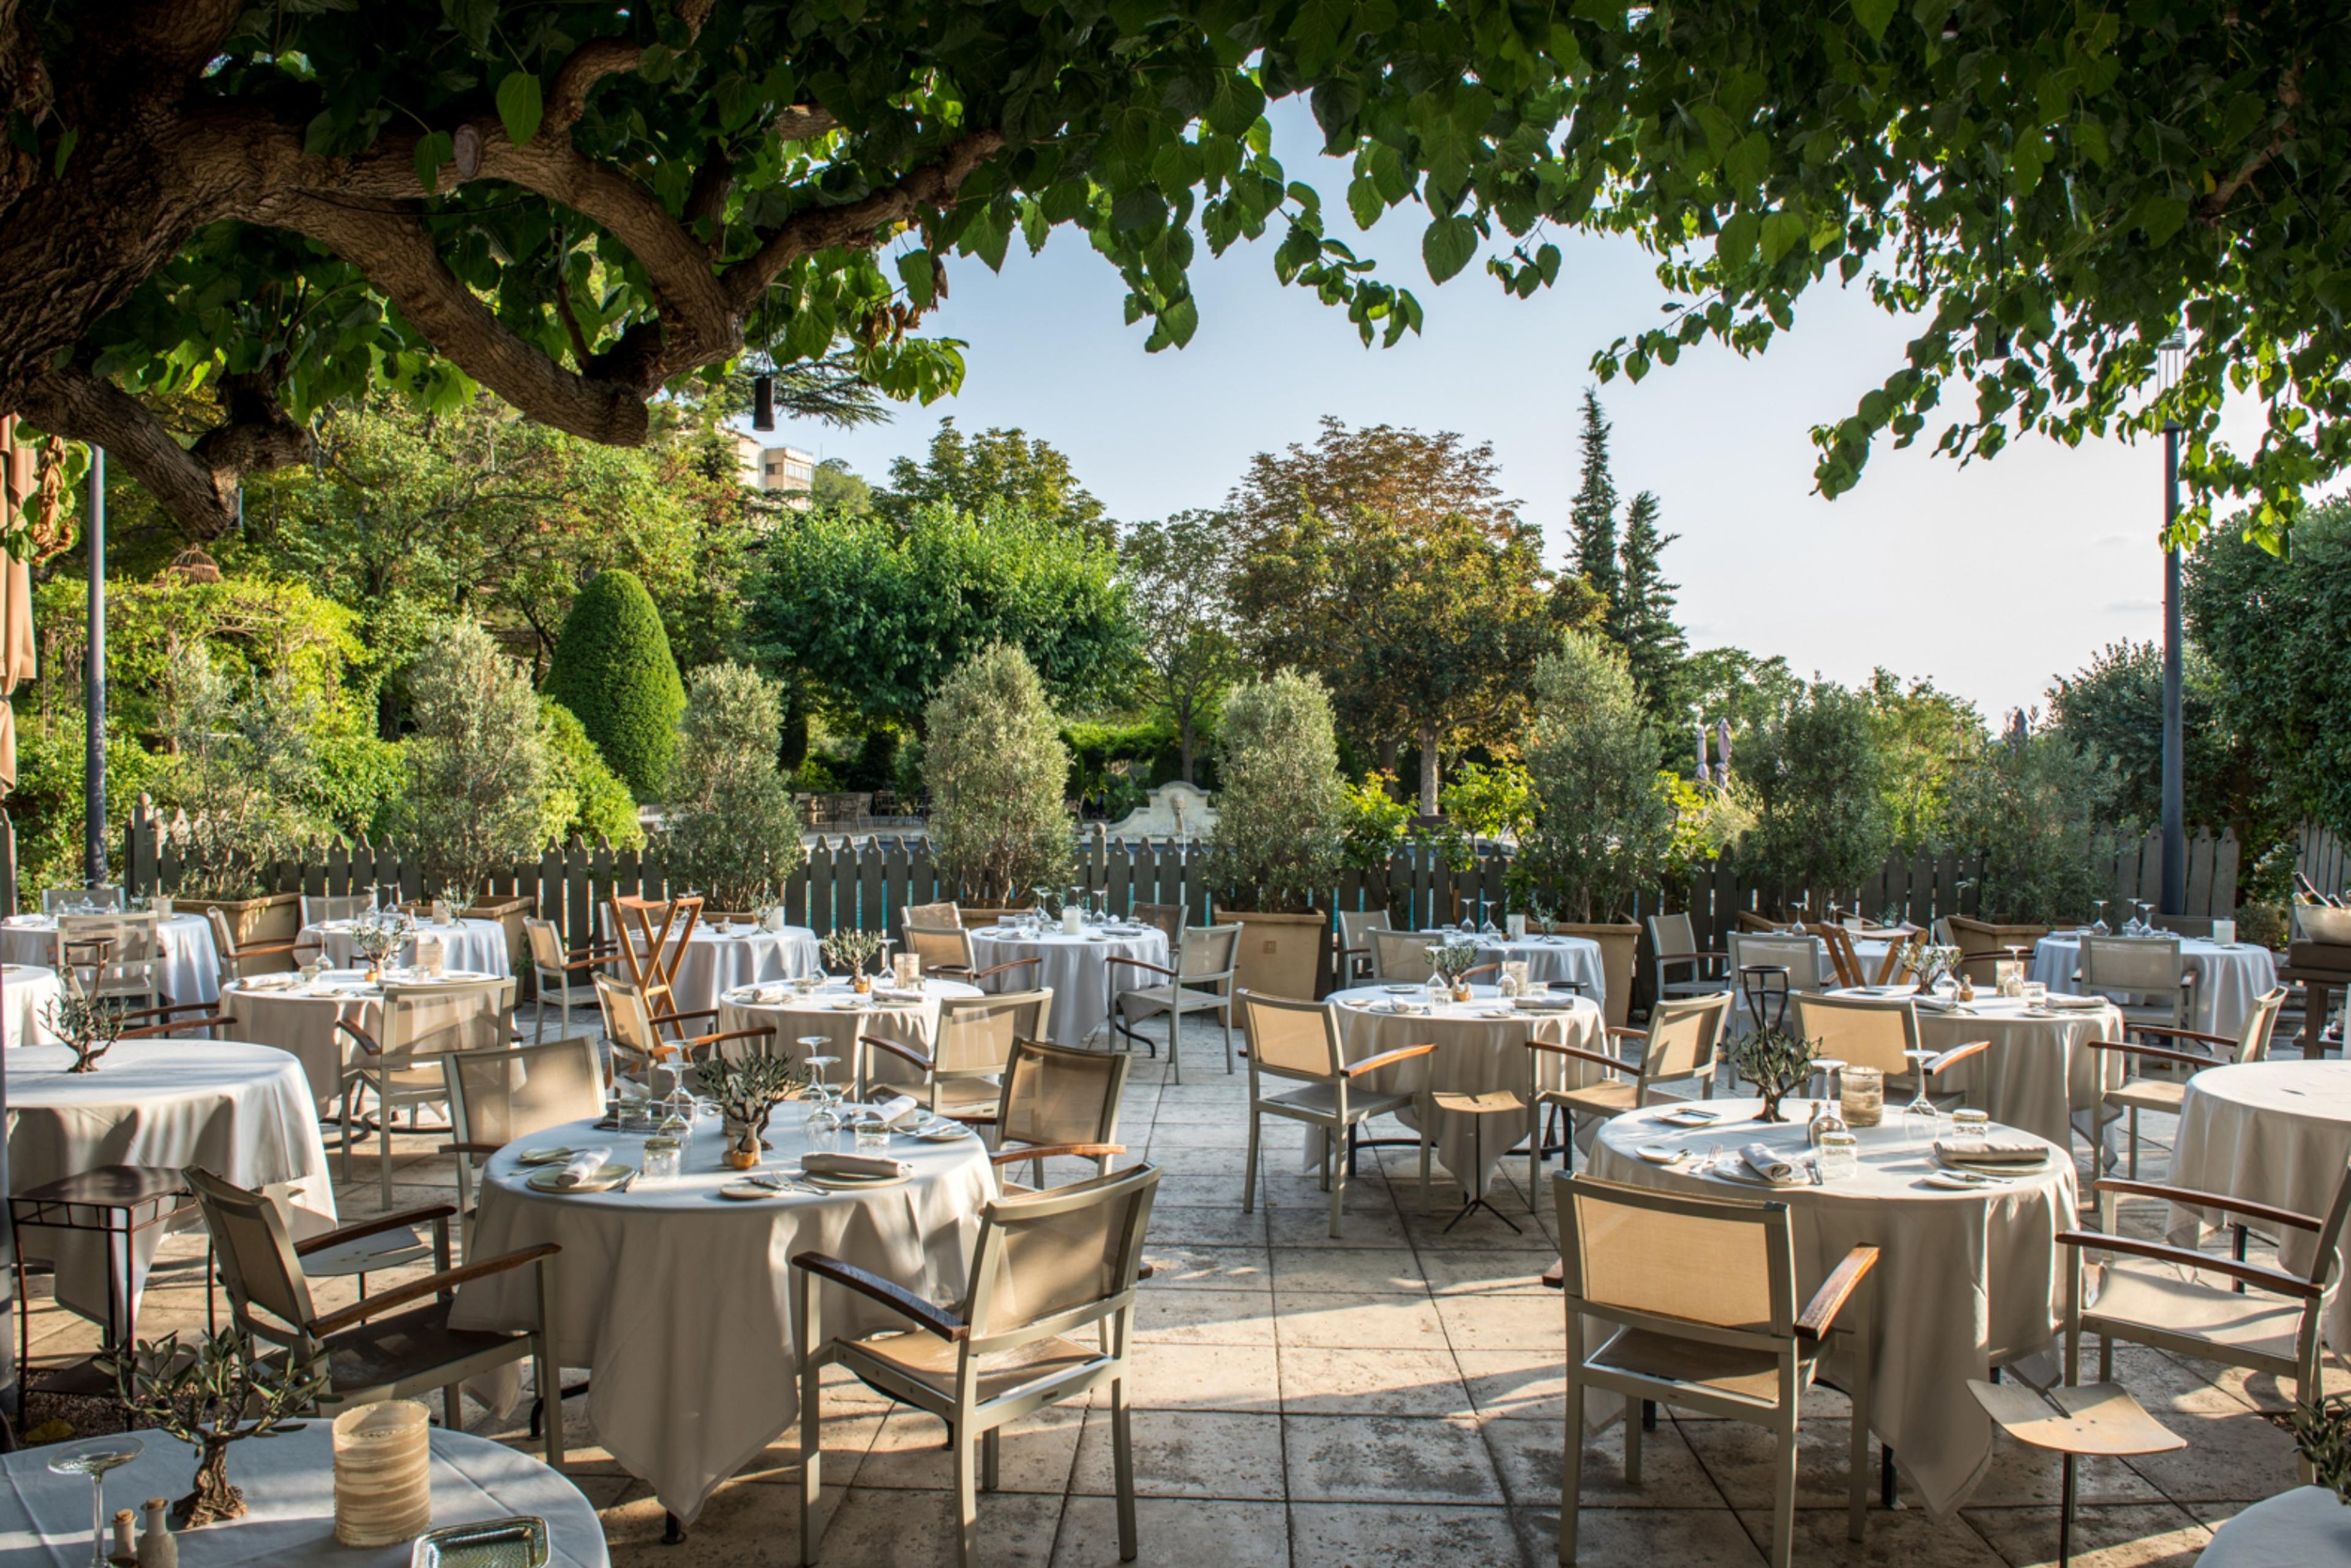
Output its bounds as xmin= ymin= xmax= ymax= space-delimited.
xmin=1729 ymin=1028 xmax=1818 ymax=1124
xmin=695 ymin=1053 xmax=806 ymax=1169
xmin=102 ymin=1329 xmax=328 ymax=1527
xmin=1427 ymin=939 xmax=1482 ymax=1002
xmin=820 ymin=929 xmax=888 ymax=992
xmin=44 ymin=991 xmax=128 ymax=1074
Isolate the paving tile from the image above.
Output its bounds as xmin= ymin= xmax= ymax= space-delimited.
xmin=855 ymin=1403 xmax=1084 ymax=1493
xmin=1133 ymin=1287 xmax=1278 ymax=1346
xmin=1284 ymin=1412 xmax=1502 ymax=1504
xmin=1289 ymin=1501 xmax=1528 ymax=1568
xmin=1416 ymin=1250 xmax=1559 ymax=1297
xmin=1051 ymin=1496 xmax=1289 ymax=1568
xmin=1966 ymin=1501 xmax=2213 ymax=1567
xmin=1068 ymin=1408 xmax=1286 ymax=1500
xmin=801 ymin=1484 xmax=1063 ymax=1566
xmin=1431 ymin=1292 xmax=1565 ymax=1353
xmin=1138 ymin=1242 xmax=1273 ymax=1291
xmin=1455 ymin=1349 xmax=1569 ymax=1421
xmin=1278 ymin=1346 xmax=1474 ymax=1418
xmin=1485 ymin=1414 xmax=1727 ymax=1510
xmin=1267 ymin=1207 xmax=1412 ymax=1250
xmin=1146 ymin=1204 xmax=1271 ymax=1247
xmin=1514 ymin=1504 xmax=1767 ymax=1568
xmin=1268 ymin=1247 xmax=1428 ymax=1295
xmin=1272 ymin=1289 xmax=1450 ymax=1350
xmin=1110 ymin=1341 xmax=1281 ymax=1412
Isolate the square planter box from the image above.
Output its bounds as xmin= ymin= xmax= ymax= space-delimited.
xmin=173 ymin=892 xmax=303 ymax=973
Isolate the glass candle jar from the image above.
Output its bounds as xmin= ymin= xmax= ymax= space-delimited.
xmin=642 ymin=1135 xmax=682 ymax=1182
xmin=333 ymin=1400 xmax=432 ymax=1547
xmin=1840 ymin=1066 xmax=1885 ymax=1128
xmin=854 ymin=1114 xmax=890 ymax=1151
xmin=1815 ymin=1130 xmax=1859 ymax=1181
xmin=1995 ymin=959 xmax=2025 ymax=997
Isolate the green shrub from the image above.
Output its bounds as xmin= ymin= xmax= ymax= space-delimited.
xmin=794 ymin=756 xmax=843 ymax=793
xmin=660 ymin=663 xmax=806 ymax=909
xmin=1742 ymin=680 xmax=1894 ymax=896
xmin=924 ymin=643 xmax=1072 ymax=902
xmin=1339 ymin=770 xmax=1411 ymax=873
xmin=10 ymin=712 xmax=169 ymax=907
xmin=155 ymin=643 xmax=330 ymax=898
xmin=389 ymin=621 xmax=552 ymax=896
xmin=1948 ymin=727 xmax=2115 ymax=925
xmin=538 ymin=698 xmax=642 ymax=847
xmin=1208 ymin=670 xmax=1344 ymax=913
xmin=544 ymin=569 xmax=684 ymax=799
xmin=1518 ymin=631 xmax=1677 ymax=921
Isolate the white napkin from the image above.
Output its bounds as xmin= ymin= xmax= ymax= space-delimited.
xmin=553 ymin=1148 xmax=612 ymax=1188
xmin=869 ymin=1094 xmax=923 ymax=1130
xmin=2044 ymin=994 xmax=2108 ymax=1011
xmin=1933 ymin=1136 xmax=2043 ymax=1164
xmin=804 ymin=1151 xmax=912 ymax=1179
xmin=1742 ymin=1143 xmax=1798 ymax=1184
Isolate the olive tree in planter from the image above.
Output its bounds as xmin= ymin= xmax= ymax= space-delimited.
xmin=389 ymin=620 xmax=553 ymax=905
xmin=924 ymin=643 xmax=1072 ymax=906
xmin=660 ymin=662 xmax=808 ymax=914
xmin=1208 ymin=670 xmax=1344 ymax=999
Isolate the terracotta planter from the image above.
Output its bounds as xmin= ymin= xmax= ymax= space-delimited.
xmin=174 ymin=892 xmax=302 ymax=973
xmin=1217 ymin=907 xmax=1329 ymax=1000
xmin=1559 ymin=921 xmax=1640 ymax=1028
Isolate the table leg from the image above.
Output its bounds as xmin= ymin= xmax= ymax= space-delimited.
xmin=2304 ymin=981 xmax=2336 ymax=1060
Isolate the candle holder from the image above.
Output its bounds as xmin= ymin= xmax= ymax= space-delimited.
xmin=332 ymin=1400 xmax=432 ymax=1547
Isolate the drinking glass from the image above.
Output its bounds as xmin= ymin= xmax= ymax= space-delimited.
xmin=1815 ymin=1130 xmax=1859 ymax=1181
xmin=854 ymin=1112 xmax=890 ymax=1151
xmin=1901 ymin=1050 xmax=1941 ymax=1149
xmin=48 ymin=1438 xmax=142 ymax=1568
xmin=2091 ymin=899 xmax=2110 ymax=936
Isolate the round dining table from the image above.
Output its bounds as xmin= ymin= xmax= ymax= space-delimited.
xmin=1828 ymin=987 xmax=2125 ymax=1152
xmin=1591 ymin=1100 xmax=2079 ymax=1520
xmin=0 ymin=912 xmax=222 ymax=1004
xmin=623 ymin=920 xmax=822 ymax=1016
xmin=965 ymin=921 xmax=1169 ymax=1048
xmin=1411 ymin=929 xmax=1607 ymax=1005
xmin=2031 ymin=929 xmax=2281 ymax=1038
xmin=7 ymin=1039 xmax=336 ymax=1325
xmin=0 ymin=1423 xmax=608 ymax=1567
xmin=0 ymin=963 xmax=61 ymax=1049
xmin=449 ymin=1108 xmax=994 ymax=1526
xmin=716 ymin=975 xmax=986 ymax=1090
xmin=219 ymin=967 xmax=506 ymax=1112
xmin=2168 ymin=1059 xmax=2351 ymax=1350
xmin=1324 ymin=983 xmax=1607 ymax=1198
xmin=302 ymin=915 xmax=511 ymax=978
xmin=2194 ymin=1485 xmax=2351 ymax=1566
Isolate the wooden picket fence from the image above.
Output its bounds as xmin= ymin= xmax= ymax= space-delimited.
xmin=115 ymin=797 xmax=2240 ymax=1015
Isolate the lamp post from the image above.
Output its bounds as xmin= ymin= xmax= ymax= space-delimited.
xmin=84 ymin=448 xmax=105 ymax=890
xmin=2157 ymin=333 xmax=2186 ymax=918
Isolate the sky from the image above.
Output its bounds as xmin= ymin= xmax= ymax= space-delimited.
xmin=759 ymin=103 xmax=2211 ymax=723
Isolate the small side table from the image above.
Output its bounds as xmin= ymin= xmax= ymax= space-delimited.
xmin=10 ymin=1165 xmax=210 ymax=1416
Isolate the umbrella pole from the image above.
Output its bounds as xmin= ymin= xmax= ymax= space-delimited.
xmin=83 ymin=449 xmax=103 ymax=890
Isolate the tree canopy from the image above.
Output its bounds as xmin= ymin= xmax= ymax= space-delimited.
xmin=877 ymin=419 xmax=1107 ymax=538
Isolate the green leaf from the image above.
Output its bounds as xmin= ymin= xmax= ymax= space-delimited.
xmin=413 ymin=130 xmax=453 ymax=193
xmin=2139 ymin=196 xmax=2190 ymax=247
xmin=50 ymin=127 xmax=77 ymax=179
xmin=440 ymin=0 xmax=494 ymax=51
xmin=1348 ymin=174 xmax=1383 ymax=231
xmin=1759 ymin=209 xmax=1807 ymax=264
xmin=1422 ymin=215 xmax=1477 ymax=283
xmin=497 ymin=72 xmax=545 ymax=147
xmin=1716 ymin=210 xmax=1760 ymax=267
xmin=1851 ymin=0 xmax=1897 ymax=42
xmin=895 ymin=249 xmax=937 ymax=307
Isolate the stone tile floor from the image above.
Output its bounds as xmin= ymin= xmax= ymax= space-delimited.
xmin=18 ymin=1009 xmax=2336 ymax=1567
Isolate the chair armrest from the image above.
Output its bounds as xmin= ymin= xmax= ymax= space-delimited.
xmin=2124 ymin=1022 xmax=2237 ymax=1048
xmin=1794 ymin=1244 xmax=1880 ymax=1341
xmin=684 ymin=1026 xmax=778 ymax=1049
xmin=1337 ymin=946 xmax=1368 ymax=959
xmin=308 ymin=1243 xmax=560 ymax=1336
xmin=1540 ymin=1261 xmax=1563 ymax=1289
xmin=1344 ymin=1043 xmax=1438 ymax=1078
xmin=991 ymin=1143 xmax=1125 ymax=1166
xmin=1653 ymin=951 xmax=1728 ymax=964
xmin=566 ymin=942 xmax=618 ymax=961
xmin=662 ymin=1007 xmax=722 ymax=1026
xmin=1461 ymin=962 xmax=1500 ymax=981
xmin=294 ymin=1204 xmax=457 ymax=1257
xmin=335 ymin=1018 xmax=382 ymax=1055
xmin=791 ymin=1250 xmax=969 ymax=1341
xmin=2090 ymin=1179 xmax=2323 ymax=1233
xmin=1528 ymin=1041 xmax=1633 ymax=1074
xmin=116 ymin=999 xmax=207 ymax=1022
xmin=122 ymin=1011 xmax=229 ymax=1039
xmin=2086 ymin=1040 xmax=2215 ymax=1071
xmin=437 ymin=1142 xmax=505 ymax=1157
xmin=1106 ymin=957 xmax=1177 ymax=980
xmin=972 ymin=958 xmax=1042 ymax=984
xmin=235 ymin=939 xmax=322 ymax=959
xmin=1926 ymin=1040 xmax=1990 ymax=1075
xmin=1603 ymin=1026 xmax=1649 ymax=1041
xmin=859 ymin=1033 xmax=934 ymax=1071
xmin=2055 ymin=1230 xmax=2323 ymax=1298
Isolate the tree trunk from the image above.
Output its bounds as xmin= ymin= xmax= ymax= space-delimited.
xmin=1378 ymin=738 xmax=1398 ymax=775
xmin=1417 ymin=722 xmax=1439 ymax=817
xmin=175 ymin=1438 xmax=247 ymax=1526
xmin=1178 ymin=716 xmax=1195 ymax=786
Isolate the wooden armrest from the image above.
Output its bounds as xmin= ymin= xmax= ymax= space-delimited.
xmin=116 ymin=999 xmax=205 ymax=1022
xmin=334 ymin=1018 xmax=381 ymax=1054
xmin=1529 ymin=1040 xmax=1632 ymax=1073
xmin=1603 ymin=1025 xmax=1649 ymax=1041
xmin=792 ymin=1250 xmax=968 ymax=1341
xmin=1926 ymin=1040 xmax=1990 ymax=1074
xmin=1107 ymin=957 xmax=1177 ymax=980
xmin=991 ymin=1142 xmax=1125 ymax=1166
xmin=661 ymin=1007 xmax=722 ymax=1026
xmin=1460 ymin=962 xmax=1500 ymax=981
xmin=2091 ymin=1179 xmax=2323 ymax=1233
xmin=1794 ymin=1244 xmax=1880 ymax=1341
xmin=683 ymin=1026 xmax=778 ymax=1048
xmin=972 ymin=958 xmax=1042 ymax=983
xmin=2056 ymin=1230 xmax=2322 ymax=1298
xmin=309 ymin=1243 xmax=559 ymax=1336
xmin=1540 ymin=1261 xmax=1563 ymax=1289
xmin=2087 ymin=1040 xmax=2215 ymax=1071
xmin=122 ymin=1011 xmax=228 ymax=1038
xmin=567 ymin=942 xmax=618 ymax=960
xmin=859 ymin=1033 xmax=934 ymax=1071
xmin=437 ymin=1142 xmax=504 ymax=1157
xmin=1654 ymin=951 xmax=1727 ymax=964
xmin=295 ymin=1204 xmax=456 ymax=1256
xmin=2124 ymin=1022 xmax=2237 ymax=1048
xmin=1337 ymin=946 xmax=1368 ymax=958
xmin=236 ymin=939 xmax=322 ymax=958
xmin=1345 ymin=1043 xmax=1438 ymax=1078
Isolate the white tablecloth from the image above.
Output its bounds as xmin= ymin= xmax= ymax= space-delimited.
xmin=220 ymin=969 xmax=504 ymax=1112
xmin=1592 ymin=1101 xmax=2077 ymax=1519
xmin=1 ymin=913 xmax=222 ymax=1005
xmin=717 ymin=977 xmax=986 ymax=1091
xmin=966 ymin=925 xmax=1168 ymax=1048
xmin=7 ymin=1040 xmax=336 ymax=1323
xmin=2169 ymin=1060 xmax=2351 ymax=1351
xmin=2032 ymin=932 xmax=2279 ymax=1038
xmin=1326 ymin=985 xmax=1607 ymax=1196
xmin=303 ymin=917 xmax=510 ymax=980
xmin=2195 ymin=1486 xmax=2351 ymax=1567
xmin=1413 ymin=931 xmax=1607 ymax=1006
xmin=1 ymin=964 xmax=60 ymax=1049
xmin=623 ymin=924 xmax=822 ymax=1016
xmin=0 ymin=1424 xmax=607 ymax=1567
xmin=1828 ymin=989 xmax=2126 ymax=1152
xmin=449 ymin=1111 xmax=994 ymax=1524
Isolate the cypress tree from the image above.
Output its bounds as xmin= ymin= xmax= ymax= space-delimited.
xmin=1615 ymin=489 xmax=1688 ymax=718
xmin=544 ymin=569 xmax=686 ymax=800
xmin=1568 ymin=389 xmax=1621 ymax=613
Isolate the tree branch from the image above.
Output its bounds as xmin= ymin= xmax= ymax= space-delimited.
xmin=2199 ymin=62 xmax=2303 ymax=225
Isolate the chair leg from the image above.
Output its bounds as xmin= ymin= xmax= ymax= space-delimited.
xmin=1560 ymin=1372 xmax=1584 ymax=1566
xmin=2058 ymin=1452 xmax=2077 ymax=1568
xmin=798 ymin=1359 xmax=822 ymax=1566
xmin=380 ymin=1101 xmax=395 ymax=1209
xmin=1622 ymin=1393 xmax=1642 ymax=1485
xmin=1168 ymin=1010 xmax=1182 ymax=1086
xmin=1221 ymin=1006 xmax=1234 ymax=1075
xmin=1770 ymin=1423 xmax=1798 ymax=1568
xmin=1112 ymin=1376 xmax=1139 ymax=1561
xmin=1328 ymin=1125 xmax=1348 ymax=1239
xmin=953 ymin=1430 xmax=978 ymax=1568
xmin=1241 ymin=1109 xmax=1261 ymax=1215
xmin=534 ymin=988 xmax=548 ymax=1045
xmin=444 ymin=1382 xmax=463 ymax=1431
xmin=2126 ymin=1107 xmax=2140 ymax=1180
xmin=981 ymin=1427 xmax=1000 ymax=1491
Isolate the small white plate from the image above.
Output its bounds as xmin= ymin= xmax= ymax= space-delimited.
xmin=1657 ymin=1108 xmax=1723 ymax=1127
xmin=716 ymin=1181 xmax=792 ymax=1201
xmin=803 ymin=1170 xmax=910 ymax=1191
xmin=1383 ymin=985 xmax=1420 ymax=995
xmin=915 ymin=1122 xmax=973 ymax=1141
xmin=1635 ymin=1144 xmax=1686 ymax=1165
xmin=1921 ymin=1171 xmax=1997 ymax=1191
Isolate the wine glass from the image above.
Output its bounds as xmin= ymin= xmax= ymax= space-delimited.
xmin=801 ymin=1044 xmax=842 ymax=1142
xmin=1901 ymin=1051 xmax=1941 ymax=1150
xmin=2090 ymin=899 xmax=2110 ymax=936
xmin=48 ymin=1437 xmax=142 ymax=1568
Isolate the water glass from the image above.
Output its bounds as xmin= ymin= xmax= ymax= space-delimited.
xmin=855 ymin=1114 xmax=890 ymax=1152
xmin=1815 ymin=1131 xmax=1859 ymax=1181
xmin=1947 ymin=1108 xmax=1990 ymax=1152
xmin=2020 ymin=981 xmax=2049 ymax=1006
xmin=619 ymin=1096 xmax=653 ymax=1133
xmin=1839 ymin=1066 xmax=1884 ymax=1128
xmin=642 ymin=1136 xmax=682 ymax=1182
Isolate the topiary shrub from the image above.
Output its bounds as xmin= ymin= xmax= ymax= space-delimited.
xmin=660 ymin=663 xmax=807 ymax=909
xmin=544 ymin=569 xmax=684 ymax=800
xmin=390 ymin=620 xmax=553 ymax=897
xmin=538 ymin=697 xmax=642 ymax=848
xmin=1207 ymin=670 xmax=1344 ymax=913
xmin=924 ymin=643 xmax=1071 ymax=903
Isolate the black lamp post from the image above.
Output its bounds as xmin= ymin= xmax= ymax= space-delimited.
xmin=2158 ymin=332 xmax=2186 ymax=918
xmin=84 ymin=448 xmax=105 ymax=889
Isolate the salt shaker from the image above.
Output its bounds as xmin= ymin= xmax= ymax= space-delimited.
xmin=137 ymin=1499 xmax=176 ymax=1568
xmin=108 ymin=1508 xmax=136 ymax=1566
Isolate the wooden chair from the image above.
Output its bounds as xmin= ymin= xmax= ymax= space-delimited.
xmin=792 ymin=1163 xmax=1162 ymax=1568
xmin=441 ymin=1037 xmax=606 ymax=1240
xmin=1237 ymin=990 xmax=1434 ymax=1238
xmin=1336 ymin=909 xmax=1392 ymax=985
xmin=1554 ymin=1173 xmax=1876 ymax=1567
xmin=592 ymin=973 xmax=776 ymax=1087
xmin=1948 ymin=915 xmax=2048 ymax=955
xmin=1969 ymin=1379 xmax=2182 ymax=1568
xmin=205 ymin=906 xmax=320 ymax=987
xmin=1646 ymin=912 xmax=1729 ymax=1003
xmin=2092 ymin=986 xmax=2287 ymax=1177
xmin=2060 ymin=1157 xmax=2351 ymax=1484
xmin=1786 ymin=991 xmax=1989 ymax=1106
xmin=1107 ymin=923 xmax=1242 ymax=1082
xmin=900 ymin=900 xmax=961 ymax=934
xmin=187 ymin=1169 xmax=563 ymax=1461
xmin=1129 ymin=902 xmax=1186 ymax=949
xmin=1809 ymin=923 xmax=1869 ymax=989
xmin=857 ymin=989 xmax=1053 ymax=1123
xmin=607 ymin=893 xmax=703 ymax=1032
xmin=1528 ymin=991 xmax=1731 ymax=1190
xmin=991 ymin=1036 xmax=1130 ymax=1193
xmin=522 ymin=917 xmax=616 ymax=1043
xmin=337 ymin=977 xmax=516 ymax=1207
xmin=2077 ymin=935 xmax=2198 ymax=1031
xmin=57 ymin=912 xmax=166 ymax=1013
xmin=1367 ymin=929 xmax=1437 ymax=984
xmin=899 ymin=923 xmax=1041 ymax=989
xmin=300 ymin=891 xmax=378 ymax=928
xmin=1734 ymin=910 xmax=1787 ymax=933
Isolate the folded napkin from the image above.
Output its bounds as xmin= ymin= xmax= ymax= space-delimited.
xmin=1912 ymin=997 xmax=1960 ymax=1013
xmin=1934 ymin=1137 xmax=2044 ymax=1164
xmin=553 ymin=1147 xmax=612 ymax=1188
xmin=2044 ymin=994 xmax=2108 ymax=1011
xmin=1513 ymin=997 xmax=1576 ymax=1011
xmin=869 ymin=1094 xmax=924 ymax=1130
xmin=1742 ymin=1143 xmax=1798 ymax=1184
xmin=242 ymin=972 xmax=299 ymax=991
xmin=804 ymin=1151 xmax=912 ymax=1180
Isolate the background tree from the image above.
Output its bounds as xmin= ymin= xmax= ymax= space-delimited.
xmin=1613 ymin=490 xmax=1687 ymax=722
xmin=1948 ymin=727 xmax=2117 ymax=925
xmin=923 ymin=644 xmax=1071 ymax=904
xmin=876 ymin=420 xmax=1108 ymax=539
xmin=543 ymin=570 xmax=686 ymax=800
xmin=1861 ymin=670 xmax=1987 ymax=852
xmin=1119 ymin=511 xmax=1242 ymax=786
xmin=1742 ymin=681 xmax=1894 ymax=901
xmin=391 ymin=620 xmax=552 ymax=897
xmin=809 ymin=458 xmax=874 ymax=516
xmin=661 ymin=663 xmax=807 ymax=909
xmin=1207 ymin=671 xmax=1344 ymax=914
xmin=155 ymin=644 xmax=330 ymax=899
xmin=1567 ymin=392 xmax=1622 ymax=610
xmin=2046 ymin=640 xmax=2268 ymax=847
xmin=752 ymin=500 xmax=1134 ymax=733
xmin=1518 ymin=631 xmax=1676 ymax=921
xmin=1227 ymin=418 xmax=1515 ymax=550
xmin=1681 ymin=648 xmax=1805 ymax=745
